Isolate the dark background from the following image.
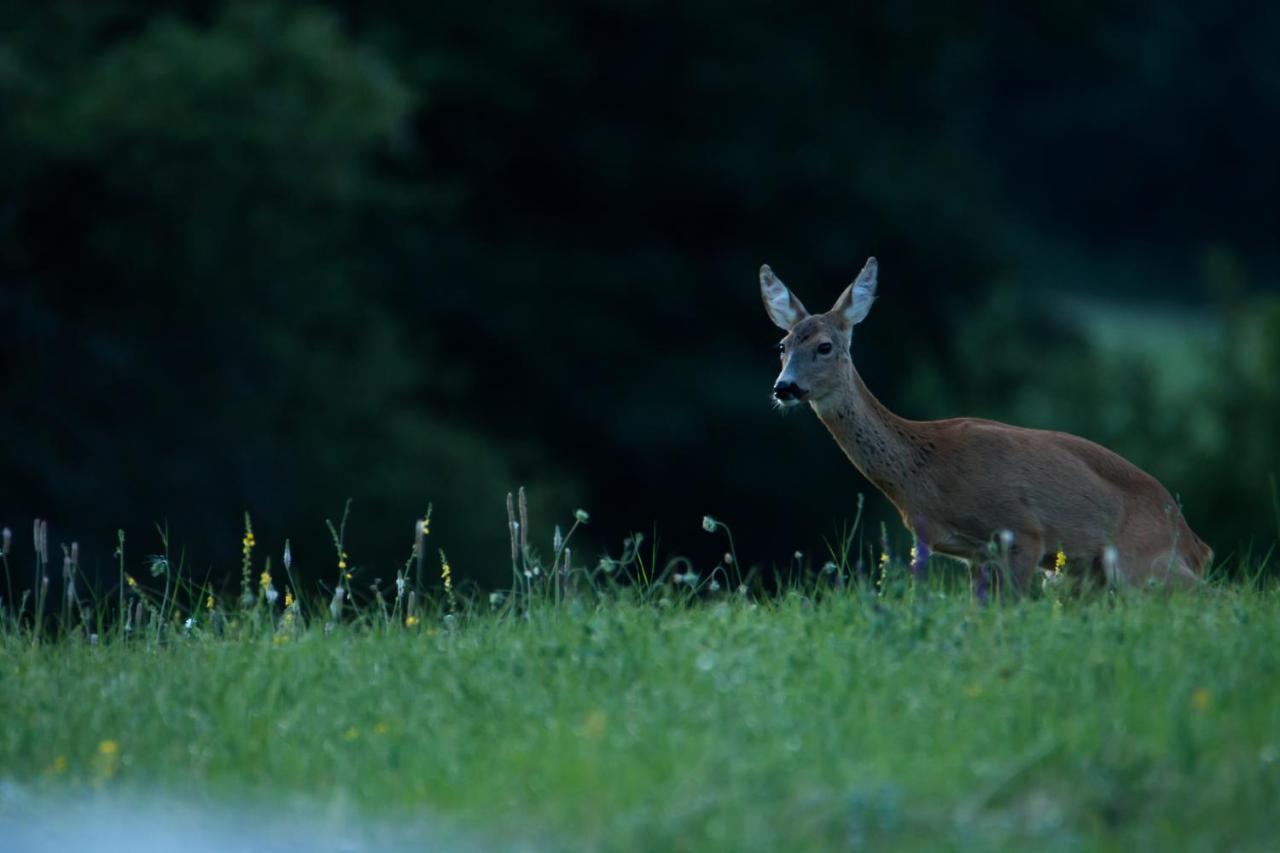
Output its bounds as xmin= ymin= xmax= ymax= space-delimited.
xmin=3 ymin=1 xmax=1278 ymax=593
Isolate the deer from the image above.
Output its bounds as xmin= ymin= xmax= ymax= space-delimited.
xmin=760 ymin=257 xmax=1212 ymax=594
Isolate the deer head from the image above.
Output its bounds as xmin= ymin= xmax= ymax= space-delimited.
xmin=760 ymin=257 xmax=878 ymax=407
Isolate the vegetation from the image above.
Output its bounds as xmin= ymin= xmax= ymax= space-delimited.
xmin=2 ymin=507 xmax=1278 ymax=850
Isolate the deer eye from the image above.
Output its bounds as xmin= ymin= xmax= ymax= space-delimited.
xmin=817 ymin=342 xmax=833 ymax=355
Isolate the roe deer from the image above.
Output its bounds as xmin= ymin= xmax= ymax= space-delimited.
xmin=761 ymin=257 xmax=1211 ymax=593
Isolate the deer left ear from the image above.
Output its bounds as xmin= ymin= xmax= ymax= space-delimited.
xmin=760 ymin=265 xmax=810 ymax=331
xmin=832 ymin=256 xmax=878 ymax=327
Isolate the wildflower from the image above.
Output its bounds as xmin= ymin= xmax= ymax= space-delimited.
xmin=440 ymin=549 xmax=456 ymax=614
xmin=183 ymin=617 xmax=195 ymax=631
xmin=206 ymin=595 xmax=215 ymax=611
xmin=93 ymin=739 xmax=120 ymax=782
xmin=259 ymin=570 xmax=271 ymax=591
xmin=284 ymin=588 xmax=294 ymax=608
xmin=909 ymin=546 xmax=918 ymax=563
xmin=126 ymin=574 xmax=138 ymax=590
xmin=405 ymin=614 xmax=420 ymax=627
xmin=1102 ymin=546 xmax=1120 ymax=585
xmin=1054 ymin=550 xmax=1067 ymax=573
xmin=574 ymin=509 xmax=590 ymax=524
xmin=582 ymin=710 xmax=606 ymax=741
xmin=879 ymin=551 xmax=889 ymax=566
xmin=702 ymin=515 xmax=718 ymax=533
xmin=265 ymin=586 xmax=278 ymax=605
xmin=1191 ymin=688 xmax=1212 ymax=712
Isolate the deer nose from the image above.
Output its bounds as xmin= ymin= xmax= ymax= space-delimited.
xmin=773 ymin=380 xmax=807 ymax=401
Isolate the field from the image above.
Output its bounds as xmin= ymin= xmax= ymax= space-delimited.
xmin=2 ymin=531 xmax=1279 ymax=851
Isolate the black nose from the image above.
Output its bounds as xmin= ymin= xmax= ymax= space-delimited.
xmin=774 ymin=381 xmax=806 ymax=401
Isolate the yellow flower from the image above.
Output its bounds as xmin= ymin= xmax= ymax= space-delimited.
xmin=405 ymin=615 xmax=420 ymax=627
xmin=1191 ymin=688 xmax=1212 ymax=712
xmin=206 ymin=595 xmax=215 ymax=611
xmin=126 ymin=575 xmax=138 ymax=589
xmin=338 ymin=560 xmax=347 ymax=570
xmin=93 ymin=740 xmax=120 ymax=783
xmin=909 ymin=546 xmax=918 ymax=563
xmin=284 ymin=589 xmax=294 ymax=608
xmin=259 ymin=570 xmax=271 ymax=590
xmin=373 ymin=722 xmax=389 ymax=736
xmin=879 ymin=551 xmax=889 ymax=566
xmin=581 ymin=709 xmax=607 ymax=741
xmin=1054 ymin=550 xmax=1067 ymax=572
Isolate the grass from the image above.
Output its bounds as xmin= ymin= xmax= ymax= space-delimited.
xmin=2 ymin=506 xmax=1279 ymax=850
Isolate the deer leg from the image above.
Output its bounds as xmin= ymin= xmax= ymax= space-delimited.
xmin=992 ymin=532 xmax=1044 ymax=597
xmin=910 ymin=538 xmax=931 ymax=582
xmin=1007 ymin=536 xmax=1045 ymax=596
xmin=972 ymin=562 xmax=992 ymax=605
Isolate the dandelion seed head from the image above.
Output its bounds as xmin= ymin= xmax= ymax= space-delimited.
xmin=701 ymin=515 xmax=718 ymax=533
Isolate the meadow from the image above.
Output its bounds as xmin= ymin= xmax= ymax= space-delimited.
xmin=1 ymin=507 xmax=1278 ymax=852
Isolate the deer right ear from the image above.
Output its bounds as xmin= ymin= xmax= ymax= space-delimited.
xmin=832 ymin=256 xmax=878 ymax=327
xmin=760 ymin=265 xmax=810 ymax=331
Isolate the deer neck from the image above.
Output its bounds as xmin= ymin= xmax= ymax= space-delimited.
xmin=810 ymin=362 xmax=920 ymax=513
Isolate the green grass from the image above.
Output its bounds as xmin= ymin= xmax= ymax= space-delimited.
xmin=3 ymin=576 xmax=1279 ymax=851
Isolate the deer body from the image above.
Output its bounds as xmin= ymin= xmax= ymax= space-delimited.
xmin=761 ymin=258 xmax=1211 ymax=591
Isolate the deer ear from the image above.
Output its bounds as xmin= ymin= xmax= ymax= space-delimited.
xmin=832 ymin=256 xmax=878 ymax=327
xmin=759 ymin=265 xmax=809 ymax=331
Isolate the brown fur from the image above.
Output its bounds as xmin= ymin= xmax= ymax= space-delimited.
xmin=767 ymin=266 xmax=1211 ymax=592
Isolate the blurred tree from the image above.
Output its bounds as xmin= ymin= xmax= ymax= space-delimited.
xmin=1 ymin=1 xmax=1276 ymax=589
